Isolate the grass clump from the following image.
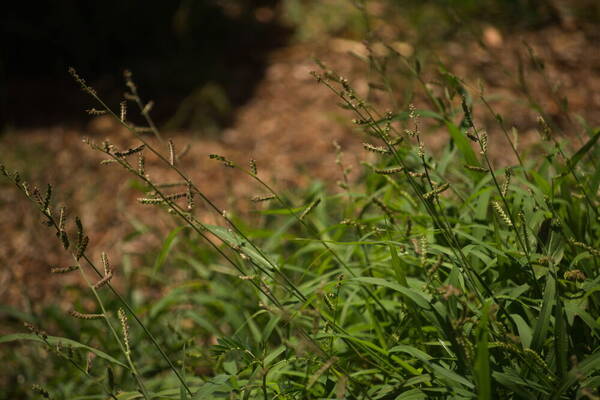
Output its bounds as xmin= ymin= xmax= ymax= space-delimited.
xmin=2 ymin=33 xmax=600 ymax=400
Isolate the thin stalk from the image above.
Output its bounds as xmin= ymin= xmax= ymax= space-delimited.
xmin=75 ymin=264 xmax=151 ymax=400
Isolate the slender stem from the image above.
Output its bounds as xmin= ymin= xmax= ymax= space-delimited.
xmin=75 ymin=263 xmax=150 ymax=399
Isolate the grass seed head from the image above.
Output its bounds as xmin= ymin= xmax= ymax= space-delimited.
xmin=138 ymin=197 xmax=164 ymax=205
xmin=168 ymin=139 xmax=175 ymax=166
xmin=300 ymin=198 xmax=321 ymax=220
xmin=537 ymin=116 xmax=552 ymax=140
xmin=374 ymin=166 xmax=404 ymax=175
xmin=465 ymin=164 xmax=488 ymax=172
xmin=479 ymin=130 xmax=488 ymax=155
xmin=51 ymin=265 xmax=79 ymax=274
xmin=209 ymin=154 xmax=234 ymax=167
xmin=118 ymin=308 xmax=130 ymax=355
xmin=114 ymin=144 xmax=145 ymax=157
xmin=492 ymin=201 xmax=512 ymax=226
xmin=32 ymin=385 xmax=51 ymax=399
xmin=24 ymin=322 xmax=48 ymax=340
xmin=69 ymin=310 xmax=104 ymax=320
xmin=94 ymin=270 xmax=112 ymax=290
xmin=564 ymin=269 xmax=586 ymax=282
xmin=60 ymin=230 xmax=70 ymax=250
xmin=424 ymin=183 xmax=449 ymax=199
xmin=101 ymin=252 xmax=111 ymax=275
xmin=137 ymin=153 xmax=145 ymax=176
xmin=86 ymin=108 xmax=106 ymax=115
xmin=119 ymin=101 xmax=127 ymax=122
xmin=186 ymin=182 xmax=194 ymax=210
xmin=252 ymin=194 xmax=276 ymax=202
xmin=363 ymin=143 xmax=391 ymax=154
xmin=68 ymin=67 xmax=97 ymax=96
xmin=76 ymin=236 xmax=89 ymax=261
xmin=372 ymin=197 xmax=395 ymax=224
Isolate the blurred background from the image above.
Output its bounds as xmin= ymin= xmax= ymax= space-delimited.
xmin=3 ymin=0 xmax=599 ymax=131
xmin=1 ymin=0 xmax=599 ymax=395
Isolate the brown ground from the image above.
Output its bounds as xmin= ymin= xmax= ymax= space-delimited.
xmin=1 ymin=23 xmax=599 ymax=317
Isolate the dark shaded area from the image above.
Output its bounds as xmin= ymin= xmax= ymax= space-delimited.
xmin=0 ymin=0 xmax=290 ymax=130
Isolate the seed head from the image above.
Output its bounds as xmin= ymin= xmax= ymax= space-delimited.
xmin=492 ymin=201 xmax=512 ymax=226
xmin=86 ymin=108 xmax=107 ymax=115
xmin=119 ymin=101 xmax=127 ymax=122
xmin=438 ymin=284 xmax=461 ymax=300
xmin=42 ymin=184 xmax=52 ymax=212
xmin=300 ymin=198 xmax=321 ymax=220
xmin=93 ymin=270 xmax=113 ymax=290
xmin=465 ymin=164 xmax=488 ymax=173
xmin=101 ymin=252 xmax=111 ymax=275
xmin=118 ymin=308 xmax=131 ymax=355
xmin=251 ymin=194 xmax=276 ymax=202
xmin=68 ymin=67 xmax=96 ymax=96
xmin=569 ymin=238 xmax=600 ymax=256
xmin=137 ymin=153 xmax=145 ymax=176
xmin=209 ymin=154 xmax=234 ymax=167
xmin=24 ymin=322 xmax=48 ymax=340
xmin=479 ymin=130 xmax=488 ymax=155
xmin=537 ymin=116 xmax=552 ymax=140
xmin=60 ymin=230 xmax=70 ymax=250
xmin=372 ymin=197 xmax=395 ymax=224
xmin=138 ymin=197 xmax=164 ymax=205
xmin=69 ymin=310 xmax=104 ymax=320
xmin=51 ymin=265 xmax=79 ymax=274
xmin=374 ymin=166 xmax=404 ymax=175
xmin=142 ymin=101 xmax=154 ymax=115
xmin=363 ymin=143 xmax=390 ymax=154
xmin=502 ymin=167 xmax=512 ymax=197
xmin=564 ymin=269 xmax=586 ymax=282
xmin=186 ymin=182 xmax=194 ymax=210
xmin=423 ymin=183 xmax=449 ymax=200
xmin=32 ymin=385 xmax=51 ymax=399
xmin=114 ymin=144 xmax=145 ymax=157
xmin=76 ymin=236 xmax=89 ymax=260
xmin=168 ymin=139 xmax=175 ymax=166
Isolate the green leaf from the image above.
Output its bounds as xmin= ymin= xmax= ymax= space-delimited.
xmin=474 ymin=301 xmax=491 ymax=400
xmin=180 ymin=383 xmax=190 ymax=400
xmin=389 ymin=243 xmax=408 ymax=287
xmin=510 ymin=314 xmax=532 ymax=348
xmin=0 ymin=333 xmax=128 ymax=368
xmin=531 ymin=276 xmax=556 ymax=352
xmin=552 ymin=351 xmax=600 ymax=399
xmin=554 ymin=297 xmax=568 ymax=380
xmin=351 ymin=277 xmax=431 ymax=309
xmin=192 ymin=374 xmax=232 ymax=399
xmin=431 ymin=364 xmax=475 ymax=389
xmin=263 ymin=345 xmax=286 ymax=367
xmin=204 ymin=224 xmax=275 ymax=273
xmin=389 ymin=345 xmax=433 ymax=362
xmin=493 ymin=371 xmax=539 ymax=396
xmin=446 ymin=121 xmax=480 ymax=167
xmin=568 ymin=128 xmax=600 ymax=169
xmin=395 ymin=388 xmax=427 ymax=399
xmin=153 ymin=226 xmax=186 ymax=275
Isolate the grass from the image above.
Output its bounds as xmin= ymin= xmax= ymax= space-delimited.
xmin=2 ymin=11 xmax=600 ymax=399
